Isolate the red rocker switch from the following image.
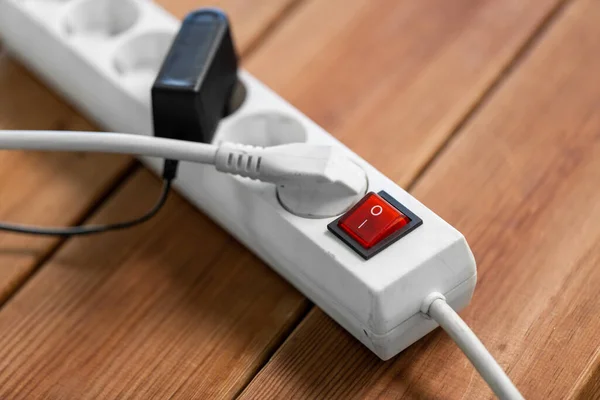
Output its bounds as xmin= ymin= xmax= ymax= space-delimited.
xmin=338 ymin=193 xmax=410 ymax=249
xmin=328 ymin=191 xmax=423 ymax=260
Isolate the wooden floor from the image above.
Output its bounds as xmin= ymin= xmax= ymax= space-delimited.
xmin=1 ymin=0 xmax=600 ymax=398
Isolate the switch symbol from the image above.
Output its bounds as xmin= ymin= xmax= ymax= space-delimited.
xmin=358 ymin=205 xmax=383 ymax=229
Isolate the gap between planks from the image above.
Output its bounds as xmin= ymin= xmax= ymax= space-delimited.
xmin=0 ymin=160 xmax=139 ymax=307
xmin=405 ymin=0 xmax=572 ymax=193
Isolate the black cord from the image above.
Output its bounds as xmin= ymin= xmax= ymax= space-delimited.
xmin=0 ymin=159 xmax=177 ymax=237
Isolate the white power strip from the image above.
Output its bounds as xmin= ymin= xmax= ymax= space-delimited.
xmin=0 ymin=0 xmax=476 ymax=360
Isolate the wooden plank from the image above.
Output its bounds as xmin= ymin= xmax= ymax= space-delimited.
xmin=570 ymin=349 xmax=600 ymax=399
xmin=0 ymin=52 xmax=129 ymax=302
xmin=0 ymin=0 xmax=297 ymax=303
xmin=245 ymin=0 xmax=563 ymax=187
xmin=161 ymin=0 xmax=300 ymax=53
xmin=0 ymin=169 xmax=308 ymax=399
xmin=239 ymin=0 xmax=600 ymax=398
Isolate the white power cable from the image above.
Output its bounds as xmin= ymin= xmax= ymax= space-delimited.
xmin=423 ymin=294 xmax=524 ymax=400
xmin=0 ymin=129 xmax=367 ymax=235
xmin=0 ymin=130 xmax=218 ymax=164
xmin=0 ymin=130 xmax=366 ymax=195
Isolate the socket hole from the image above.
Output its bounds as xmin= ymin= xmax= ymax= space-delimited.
xmin=225 ymin=79 xmax=247 ymax=117
xmin=113 ymin=31 xmax=175 ymax=101
xmin=114 ymin=31 xmax=173 ymax=75
xmin=218 ymin=112 xmax=306 ymax=147
xmin=64 ymin=0 xmax=140 ymax=38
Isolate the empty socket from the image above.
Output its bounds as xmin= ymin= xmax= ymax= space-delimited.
xmin=64 ymin=0 xmax=140 ymax=38
xmin=217 ymin=112 xmax=307 ymax=147
xmin=113 ymin=31 xmax=174 ymax=100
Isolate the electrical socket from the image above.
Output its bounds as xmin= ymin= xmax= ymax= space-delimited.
xmin=0 ymin=0 xmax=477 ymax=360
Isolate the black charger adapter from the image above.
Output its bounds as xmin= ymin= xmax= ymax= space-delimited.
xmin=152 ymin=9 xmax=239 ymax=145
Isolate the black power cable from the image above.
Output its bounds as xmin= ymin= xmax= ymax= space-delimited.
xmin=0 ymin=179 xmax=171 ymax=237
xmin=0 ymin=160 xmax=176 ymax=237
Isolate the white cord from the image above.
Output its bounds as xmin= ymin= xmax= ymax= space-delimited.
xmin=423 ymin=294 xmax=524 ymax=400
xmin=0 ymin=130 xmax=366 ymax=195
xmin=0 ymin=130 xmax=218 ymax=164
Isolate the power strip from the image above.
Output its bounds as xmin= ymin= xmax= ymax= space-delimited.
xmin=0 ymin=0 xmax=476 ymax=360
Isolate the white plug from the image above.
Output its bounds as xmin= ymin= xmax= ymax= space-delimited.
xmin=215 ymin=142 xmax=368 ymax=217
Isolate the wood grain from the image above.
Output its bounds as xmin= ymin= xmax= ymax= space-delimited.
xmin=0 ymin=0 xmax=297 ymax=304
xmin=240 ymin=0 xmax=600 ymax=398
xmin=0 ymin=169 xmax=309 ymax=399
xmin=155 ymin=0 xmax=300 ymax=53
xmin=245 ymin=0 xmax=564 ymax=187
xmin=0 ymin=52 xmax=129 ymax=302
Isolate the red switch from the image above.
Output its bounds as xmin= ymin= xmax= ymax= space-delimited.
xmin=338 ymin=192 xmax=410 ymax=249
